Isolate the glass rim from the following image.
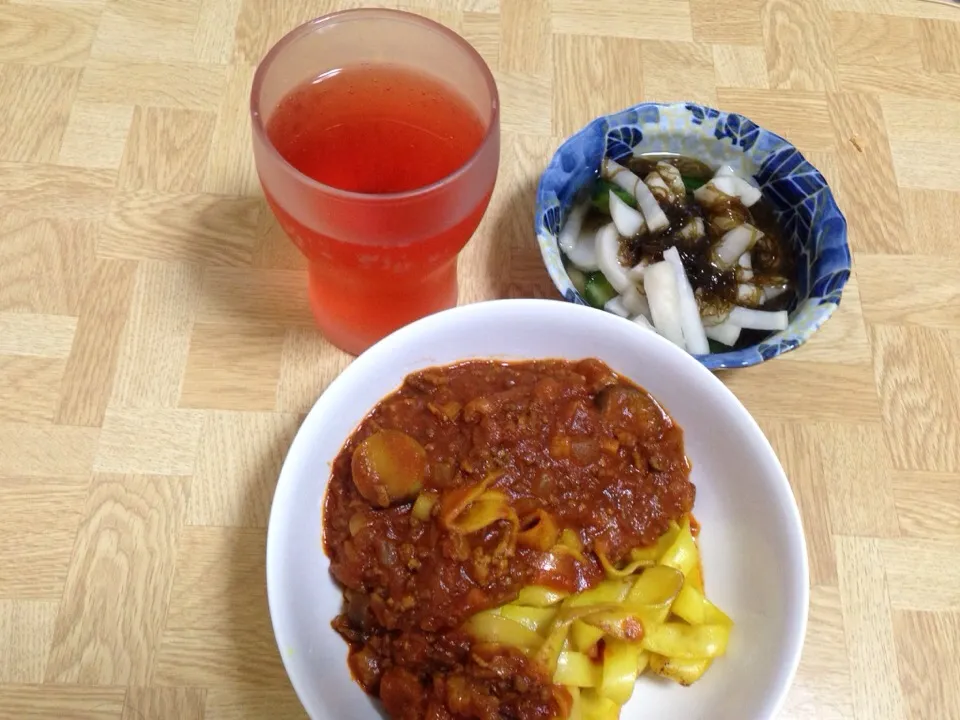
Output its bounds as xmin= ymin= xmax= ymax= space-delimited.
xmin=250 ymin=8 xmax=500 ymax=203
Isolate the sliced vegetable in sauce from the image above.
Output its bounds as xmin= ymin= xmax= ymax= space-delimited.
xmin=559 ymin=153 xmax=796 ymax=353
xmin=350 ymin=429 xmax=426 ymax=507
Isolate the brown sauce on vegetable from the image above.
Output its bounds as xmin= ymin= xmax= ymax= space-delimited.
xmin=581 ymin=153 xmax=796 ymax=350
xmin=323 ymin=359 xmax=694 ymax=720
xmin=629 ymin=154 xmax=793 ymax=309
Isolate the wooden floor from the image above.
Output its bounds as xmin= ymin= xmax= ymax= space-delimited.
xmin=2 ymin=0 xmax=959 ymax=718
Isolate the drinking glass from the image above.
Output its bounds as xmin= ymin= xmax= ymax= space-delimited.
xmin=251 ymin=9 xmax=500 ymax=355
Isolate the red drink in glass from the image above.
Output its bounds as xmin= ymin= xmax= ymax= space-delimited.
xmin=251 ymin=10 xmax=500 ymax=355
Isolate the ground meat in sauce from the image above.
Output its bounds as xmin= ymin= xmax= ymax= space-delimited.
xmin=323 ymin=358 xmax=695 ymax=720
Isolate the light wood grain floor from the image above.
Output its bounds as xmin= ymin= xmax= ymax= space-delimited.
xmin=2 ymin=0 xmax=959 ymax=718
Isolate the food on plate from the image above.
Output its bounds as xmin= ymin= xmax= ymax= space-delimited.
xmin=559 ymin=154 xmax=795 ymax=354
xmin=323 ymin=358 xmax=732 ymax=720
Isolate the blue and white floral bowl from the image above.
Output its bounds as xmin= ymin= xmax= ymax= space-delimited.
xmin=534 ymin=101 xmax=850 ymax=371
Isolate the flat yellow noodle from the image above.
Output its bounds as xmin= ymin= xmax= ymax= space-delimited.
xmin=636 ymin=651 xmax=650 ymax=674
xmin=658 ymin=518 xmax=697 ymax=577
xmin=672 ymin=582 xmax=733 ymax=627
xmin=438 ymin=475 xmax=492 ymax=524
xmin=562 ymin=579 xmax=630 ymax=609
xmin=570 ymin=619 xmax=605 ymax=654
xmin=597 ymin=548 xmax=655 ymax=578
xmin=648 ymin=653 xmax=713 ymax=686
xmin=438 ymin=471 xmax=501 ymax=529
xmin=600 ymin=639 xmax=643 ymax=704
xmin=516 ymin=585 xmax=569 ymax=607
xmin=533 ymin=617 xmax=571 ymax=674
xmin=580 ymin=689 xmax=620 ymax=720
xmin=641 ymin=622 xmax=730 ymax=659
xmin=460 ymin=514 xmax=733 ymax=720
xmin=626 ymin=565 xmax=683 ymax=606
xmin=500 ymin=604 xmax=557 ymax=634
xmin=451 ymin=491 xmax=515 ymax=533
xmin=462 ymin=611 xmax=542 ymax=653
xmin=517 ymin=509 xmax=560 ymax=550
xmin=688 ymin=559 xmax=704 ymax=592
xmin=568 ymin=687 xmax=583 ymax=720
xmin=555 ymin=651 xmax=602 ymax=688
xmin=553 ymin=527 xmax=588 ymax=563
xmin=580 ymin=608 xmax=644 ymax=642
xmin=628 ymin=521 xmax=680 ymax=564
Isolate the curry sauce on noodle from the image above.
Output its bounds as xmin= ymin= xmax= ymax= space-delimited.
xmin=323 ymin=359 xmax=703 ymax=720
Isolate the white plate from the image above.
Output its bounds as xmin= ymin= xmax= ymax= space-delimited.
xmin=266 ymin=298 xmax=809 ymax=720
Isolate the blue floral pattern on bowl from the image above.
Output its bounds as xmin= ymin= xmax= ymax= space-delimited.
xmin=534 ymin=102 xmax=851 ymax=370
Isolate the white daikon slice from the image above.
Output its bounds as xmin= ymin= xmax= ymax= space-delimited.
xmin=678 ymin=217 xmax=706 ymax=242
xmin=696 ymin=176 xmax=762 ymax=208
xmin=656 ymin=161 xmax=686 ymax=198
xmin=729 ymin=176 xmax=762 ymax=207
xmin=762 ymin=285 xmax=789 ymax=303
xmin=737 ymin=283 xmax=762 ymax=306
xmin=705 ymin=321 xmax=742 ymax=347
xmin=643 ymin=260 xmax=686 ymax=350
xmin=609 ymin=190 xmax=646 ymax=238
xmin=602 ymin=158 xmax=669 ymax=233
xmin=728 ymin=306 xmax=789 ymax=331
xmin=566 ymin=228 xmax=600 ymax=271
xmin=644 ymin=171 xmax=674 ymax=205
xmin=558 ymin=199 xmax=589 ymax=254
xmin=713 ymin=224 xmax=763 ymax=269
xmin=737 ymin=252 xmax=754 ymax=282
xmin=596 ymin=222 xmax=631 ymax=293
xmin=627 ymin=260 xmax=648 ymax=282
xmin=663 ymin=247 xmax=710 ymax=355
xmin=620 ymin=285 xmax=650 ymax=319
xmin=632 ymin=313 xmax=656 ymax=332
xmin=604 ymin=296 xmax=630 ymax=318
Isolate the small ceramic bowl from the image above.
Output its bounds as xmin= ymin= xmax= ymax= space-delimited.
xmin=534 ymin=101 xmax=851 ymax=371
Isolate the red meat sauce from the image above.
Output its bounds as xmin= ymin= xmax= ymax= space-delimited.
xmin=323 ymin=358 xmax=695 ymax=720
